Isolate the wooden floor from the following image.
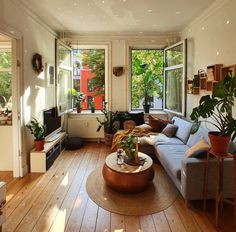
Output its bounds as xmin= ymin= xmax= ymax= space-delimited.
xmin=0 ymin=143 xmax=235 ymax=232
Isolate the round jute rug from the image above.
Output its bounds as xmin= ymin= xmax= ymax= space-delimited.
xmin=86 ymin=164 xmax=179 ymax=216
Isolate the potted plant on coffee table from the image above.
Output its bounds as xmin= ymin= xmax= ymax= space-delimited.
xmin=190 ymin=74 xmax=236 ymax=154
xmin=26 ymin=118 xmax=47 ymax=151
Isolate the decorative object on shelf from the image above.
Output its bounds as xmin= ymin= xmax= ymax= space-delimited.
xmin=190 ymin=74 xmax=236 ymax=154
xmin=116 ymin=148 xmax=124 ymax=165
xmin=72 ymin=89 xmax=84 ymax=113
xmin=113 ymin=66 xmax=124 ymax=77
xmin=26 ymin=118 xmax=47 ymax=151
xmin=45 ymin=63 xmax=54 ymax=87
xmin=32 ymin=53 xmax=43 ymax=74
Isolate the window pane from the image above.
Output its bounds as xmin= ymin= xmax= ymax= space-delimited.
xmin=58 ymin=69 xmax=72 ymax=113
xmin=131 ymin=49 xmax=163 ymax=111
xmin=165 ymin=68 xmax=183 ymax=113
xmin=0 ymin=51 xmax=12 ymax=112
xmin=58 ymin=44 xmax=71 ymax=67
xmin=72 ymin=49 xmax=105 ymax=110
xmin=165 ymin=44 xmax=183 ymax=67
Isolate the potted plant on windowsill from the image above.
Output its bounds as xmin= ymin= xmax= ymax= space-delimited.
xmin=26 ymin=118 xmax=47 ymax=151
xmin=72 ymin=89 xmax=84 ymax=113
xmin=190 ymin=74 xmax=236 ymax=154
xmin=89 ymin=101 xmax=95 ymax=113
xmin=133 ymin=58 xmax=162 ymax=113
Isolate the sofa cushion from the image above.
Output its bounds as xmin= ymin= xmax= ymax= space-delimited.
xmin=187 ymin=126 xmax=210 ymax=147
xmin=162 ymin=124 xmax=178 ymax=137
xmin=172 ymin=116 xmax=192 ymax=144
xmin=156 ymin=144 xmax=189 ymax=180
xmin=148 ymin=115 xmax=172 ymax=132
xmin=185 ymin=138 xmax=210 ymax=158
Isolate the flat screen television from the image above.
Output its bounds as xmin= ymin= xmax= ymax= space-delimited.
xmin=43 ymin=107 xmax=62 ymax=141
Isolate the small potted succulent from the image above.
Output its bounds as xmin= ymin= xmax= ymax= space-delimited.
xmin=26 ymin=118 xmax=47 ymax=151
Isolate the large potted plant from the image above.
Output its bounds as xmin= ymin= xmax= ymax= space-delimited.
xmin=133 ymin=58 xmax=162 ymax=113
xmin=96 ymin=102 xmax=121 ymax=146
xmin=190 ymin=74 xmax=236 ymax=154
xmin=26 ymin=118 xmax=47 ymax=151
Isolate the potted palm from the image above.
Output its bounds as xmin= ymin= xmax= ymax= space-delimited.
xmin=26 ymin=118 xmax=47 ymax=151
xmin=190 ymin=74 xmax=236 ymax=154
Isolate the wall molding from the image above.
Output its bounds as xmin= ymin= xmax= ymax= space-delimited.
xmin=182 ymin=0 xmax=231 ymax=35
xmin=10 ymin=0 xmax=57 ymax=37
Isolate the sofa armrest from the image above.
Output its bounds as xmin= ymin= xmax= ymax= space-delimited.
xmin=180 ymin=158 xmax=233 ymax=201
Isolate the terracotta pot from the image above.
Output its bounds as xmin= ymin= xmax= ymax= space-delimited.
xmin=104 ymin=133 xmax=114 ymax=146
xmin=34 ymin=139 xmax=45 ymax=151
xmin=208 ymin=131 xmax=230 ymax=155
xmin=76 ymin=107 xmax=82 ymax=113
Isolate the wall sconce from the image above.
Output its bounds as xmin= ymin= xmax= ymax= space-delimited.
xmin=113 ymin=66 xmax=124 ymax=77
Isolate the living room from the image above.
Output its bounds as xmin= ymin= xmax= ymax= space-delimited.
xmin=0 ymin=0 xmax=235 ymax=231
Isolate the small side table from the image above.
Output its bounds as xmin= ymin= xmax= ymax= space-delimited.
xmin=203 ymin=149 xmax=236 ymax=227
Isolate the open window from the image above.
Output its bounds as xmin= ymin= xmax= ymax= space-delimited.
xmin=164 ymin=40 xmax=187 ymax=116
xmin=56 ymin=40 xmax=73 ymax=115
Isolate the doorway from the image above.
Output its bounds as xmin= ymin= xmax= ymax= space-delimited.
xmin=0 ymin=33 xmax=21 ymax=178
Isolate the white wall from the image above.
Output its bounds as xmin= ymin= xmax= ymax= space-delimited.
xmin=181 ymin=0 xmax=236 ymax=119
xmin=0 ymin=0 xmax=57 ymax=175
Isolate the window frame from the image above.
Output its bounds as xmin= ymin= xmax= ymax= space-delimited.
xmin=71 ymin=44 xmax=110 ymax=112
xmin=163 ymin=40 xmax=187 ymax=116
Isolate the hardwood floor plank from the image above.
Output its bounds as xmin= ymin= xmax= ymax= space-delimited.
xmin=164 ymin=205 xmax=187 ymax=232
xmin=31 ymin=150 xmax=87 ymax=232
xmin=95 ymin=207 xmax=111 ymax=232
xmin=124 ymin=216 xmax=141 ymax=232
xmin=152 ymin=212 xmax=171 ymax=232
xmin=174 ymin=197 xmax=202 ymax=232
xmin=49 ymin=148 xmax=92 ymax=232
xmin=110 ymin=213 xmax=125 ymax=232
xmin=65 ymin=145 xmax=101 ymax=232
xmin=140 ymin=215 xmax=156 ymax=232
xmin=3 ymin=151 xmax=76 ymax=232
xmin=15 ymin=151 xmax=82 ymax=232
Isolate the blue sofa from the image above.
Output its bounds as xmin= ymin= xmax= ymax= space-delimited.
xmin=151 ymin=116 xmax=235 ymax=202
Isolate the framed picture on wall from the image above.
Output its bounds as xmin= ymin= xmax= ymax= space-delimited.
xmin=46 ymin=63 xmax=55 ymax=87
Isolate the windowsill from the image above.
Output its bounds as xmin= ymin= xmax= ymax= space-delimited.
xmin=69 ymin=110 xmax=103 ymax=116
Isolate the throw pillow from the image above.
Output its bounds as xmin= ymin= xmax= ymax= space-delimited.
xmin=162 ymin=124 xmax=178 ymax=137
xmin=185 ymin=138 xmax=210 ymax=158
xmin=129 ymin=112 xmax=145 ymax=126
xmin=133 ymin=124 xmax=152 ymax=133
xmin=148 ymin=115 xmax=172 ymax=132
xmin=123 ymin=120 xmax=136 ymax=130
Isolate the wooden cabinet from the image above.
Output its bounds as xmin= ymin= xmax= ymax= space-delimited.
xmin=0 ymin=182 xmax=6 ymax=232
xmin=221 ymin=65 xmax=236 ymax=79
xmin=30 ymin=132 xmax=66 ymax=173
xmin=206 ymin=64 xmax=223 ymax=91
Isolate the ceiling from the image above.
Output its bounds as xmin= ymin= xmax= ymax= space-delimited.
xmin=18 ymin=0 xmax=216 ymax=35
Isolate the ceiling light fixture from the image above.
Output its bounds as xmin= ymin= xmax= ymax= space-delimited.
xmin=226 ymin=20 xmax=230 ymax=24
xmin=102 ymin=0 xmax=105 ymax=3
xmin=176 ymin=11 xmax=181 ymax=15
xmin=148 ymin=9 xmax=153 ymax=13
xmin=123 ymin=0 xmax=127 ymax=2
xmin=201 ymin=26 xmax=205 ymax=30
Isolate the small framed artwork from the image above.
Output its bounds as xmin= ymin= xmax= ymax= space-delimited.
xmin=46 ymin=63 xmax=55 ymax=87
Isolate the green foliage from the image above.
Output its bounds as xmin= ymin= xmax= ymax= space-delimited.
xmin=72 ymin=89 xmax=84 ymax=108
xmin=131 ymin=50 xmax=163 ymax=108
xmin=120 ymin=134 xmax=137 ymax=160
xmin=190 ymin=74 xmax=236 ymax=140
xmin=0 ymin=52 xmax=12 ymax=104
xmin=96 ymin=102 xmax=130 ymax=134
xmin=26 ymin=118 xmax=46 ymax=140
xmin=89 ymin=101 xmax=95 ymax=109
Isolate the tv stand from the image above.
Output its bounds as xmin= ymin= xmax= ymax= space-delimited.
xmin=30 ymin=132 xmax=67 ymax=173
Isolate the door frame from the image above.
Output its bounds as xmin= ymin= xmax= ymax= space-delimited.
xmin=0 ymin=25 xmax=23 ymax=177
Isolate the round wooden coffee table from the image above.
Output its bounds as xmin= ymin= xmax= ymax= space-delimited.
xmin=102 ymin=152 xmax=154 ymax=194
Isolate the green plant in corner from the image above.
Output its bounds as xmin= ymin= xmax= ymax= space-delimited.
xmin=26 ymin=118 xmax=46 ymax=140
xmin=190 ymin=74 xmax=236 ymax=153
